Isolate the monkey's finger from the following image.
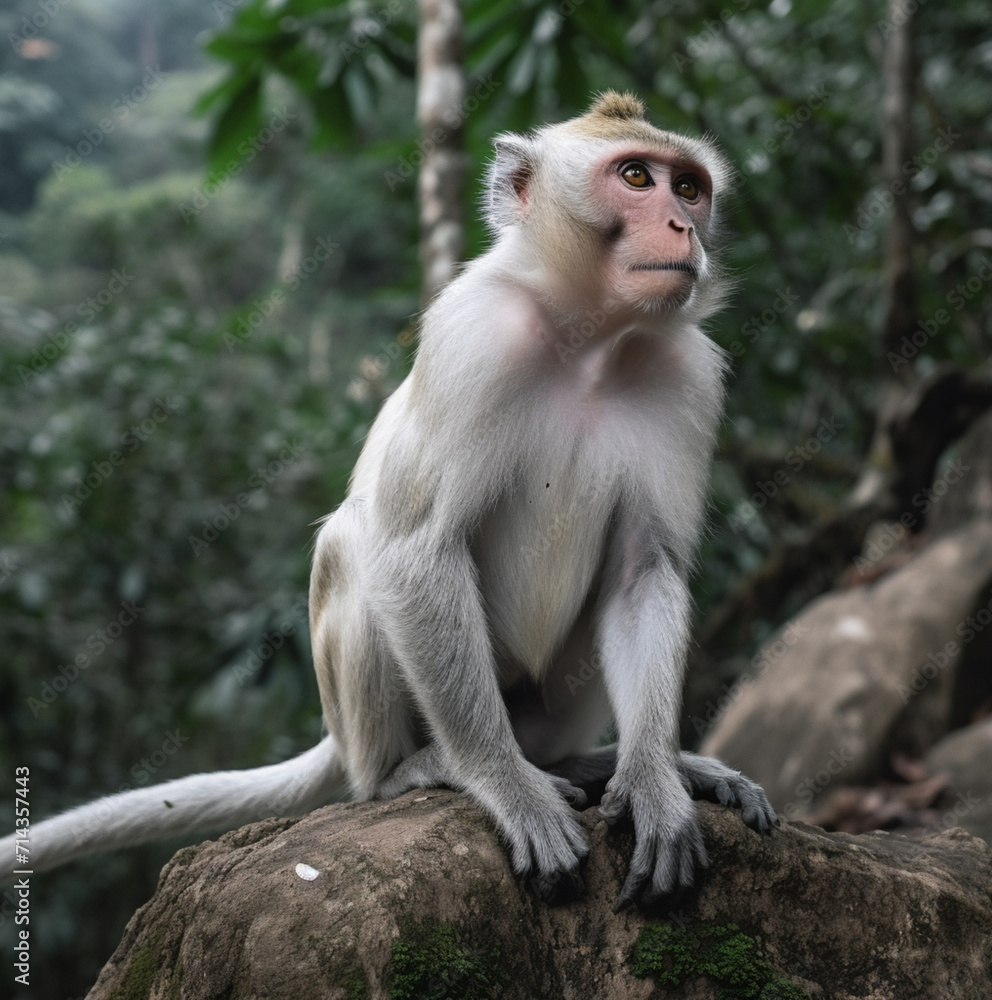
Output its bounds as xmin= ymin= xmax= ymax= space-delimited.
xmin=740 ymin=797 xmax=777 ymax=834
xmin=615 ymin=841 xmax=674 ymax=911
xmin=687 ymin=762 xmax=777 ymax=834
xmin=613 ymin=845 xmax=654 ymax=912
xmin=598 ymin=790 xmax=630 ymax=823
xmin=638 ymin=848 xmax=703 ymax=911
xmin=547 ymin=774 xmax=588 ymax=808
xmin=711 ymin=778 xmax=733 ymax=806
xmin=728 ymin=778 xmax=776 ymax=833
xmin=615 ymin=827 xmax=664 ymax=910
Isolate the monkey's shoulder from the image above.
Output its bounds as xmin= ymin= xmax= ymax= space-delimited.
xmin=420 ymin=267 xmax=557 ymax=373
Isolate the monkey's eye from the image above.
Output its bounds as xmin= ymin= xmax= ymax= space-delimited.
xmin=673 ymin=174 xmax=701 ymax=200
xmin=620 ymin=161 xmax=654 ymax=188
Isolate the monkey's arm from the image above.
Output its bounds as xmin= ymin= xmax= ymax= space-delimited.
xmin=595 ymin=523 xmax=706 ymax=909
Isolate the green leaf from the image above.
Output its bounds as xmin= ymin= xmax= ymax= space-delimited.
xmin=206 ymin=74 xmax=263 ymax=173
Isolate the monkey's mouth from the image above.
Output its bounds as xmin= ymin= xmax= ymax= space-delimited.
xmin=629 ymin=261 xmax=699 ymax=277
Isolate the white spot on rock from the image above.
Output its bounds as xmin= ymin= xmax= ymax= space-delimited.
xmin=834 ymin=616 xmax=873 ymax=641
xmin=295 ymin=863 xmax=320 ymax=881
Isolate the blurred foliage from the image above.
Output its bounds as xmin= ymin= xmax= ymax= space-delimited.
xmin=0 ymin=0 xmax=989 ymax=995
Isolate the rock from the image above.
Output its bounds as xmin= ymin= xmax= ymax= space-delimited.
xmin=930 ymin=409 xmax=992 ymax=534
xmin=86 ymin=791 xmax=992 ymax=1000
xmin=925 ymin=717 xmax=992 ymax=846
xmin=699 ymin=518 xmax=992 ymax=819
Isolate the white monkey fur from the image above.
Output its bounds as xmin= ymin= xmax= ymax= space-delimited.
xmin=4 ymin=93 xmax=773 ymax=907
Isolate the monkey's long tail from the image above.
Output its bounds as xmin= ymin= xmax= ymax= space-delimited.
xmin=1 ymin=734 xmax=343 ymax=876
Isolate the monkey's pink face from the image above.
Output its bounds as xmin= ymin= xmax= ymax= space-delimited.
xmin=594 ymin=150 xmax=713 ymax=308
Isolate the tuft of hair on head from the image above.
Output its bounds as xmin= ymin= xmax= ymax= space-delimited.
xmin=587 ymin=91 xmax=646 ymax=122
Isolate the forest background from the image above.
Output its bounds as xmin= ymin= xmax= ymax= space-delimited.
xmin=0 ymin=0 xmax=988 ymax=995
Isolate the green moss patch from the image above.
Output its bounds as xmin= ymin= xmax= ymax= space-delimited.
xmin=628 ymin=922 xmax=804 ymax=999
xmin=388 ymin=921 xmax=508 ymax=1000
xmin=108 ymin=935 xmax=163 ymax=1000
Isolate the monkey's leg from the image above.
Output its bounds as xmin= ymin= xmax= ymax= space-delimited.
xmin=677 ymin=752 xmax=776 ymax=833
xmin=375 ymin=537 xmax=588 ymax=903
xmin=378 ymin=743 xmax=588 ymax=809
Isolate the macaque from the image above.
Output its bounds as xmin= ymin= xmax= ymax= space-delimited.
xmin=4 ymin=92 xmax=773 ymax=909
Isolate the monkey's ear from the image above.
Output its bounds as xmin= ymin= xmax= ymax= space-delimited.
xmin=485 ymin=133 xmax=535 ymax=233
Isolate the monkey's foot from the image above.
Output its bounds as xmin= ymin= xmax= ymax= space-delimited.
xmin=372 ymin=744 xmax=457 ymax=800
xmin=600 ymin=777 xmax=707 ymax=911
xmin=677 ymin=751 xmax=777 ymax=834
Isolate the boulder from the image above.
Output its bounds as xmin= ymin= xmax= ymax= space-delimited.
xmin=699 ymin=518 xmax=992 ymax=818
xmin=925 ymin=717 xmax=992 ymax=846
xmin=929 ymin=409 xmax=992 ymax=534
xmin=86 ymin=791 xmax=992 ymax=999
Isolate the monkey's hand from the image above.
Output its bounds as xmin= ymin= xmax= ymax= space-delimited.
xmin=479 ymin=766 xmax=589 ymax=905
xmin=600 ymin=772 xmax=706 ymax=911
xmin=677 ymin=751 xmax=776 ymax=834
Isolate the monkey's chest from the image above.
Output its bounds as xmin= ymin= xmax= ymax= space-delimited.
xmin=472 ymin=468 xmax=614 ymax=679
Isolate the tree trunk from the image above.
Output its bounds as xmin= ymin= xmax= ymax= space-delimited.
xmin=849 ymin=0 xmax=917 ymax=511
xmin=416 ymin=0 xmax=466 ymax=304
